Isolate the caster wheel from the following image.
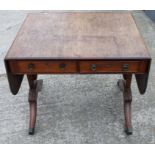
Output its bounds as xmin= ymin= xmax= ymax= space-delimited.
xmin=125 ymin=127 xmax=133 ymax=135
xmin=117 ymin=80 xmax=120 ymax=87
xmin=29 ymin=128 xmax=35 ymax=135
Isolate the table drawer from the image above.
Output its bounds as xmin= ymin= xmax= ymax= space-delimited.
xmin=79 ymin=61 xmax=147 ymax=73
xmin=9 ymin=60 xmax=77 ymax=73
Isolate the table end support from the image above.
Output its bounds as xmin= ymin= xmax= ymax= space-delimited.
xmin=118 ymin=74 xmax=133 ymax=135
xmin=27 ymin=74 xmax=43 ymax=135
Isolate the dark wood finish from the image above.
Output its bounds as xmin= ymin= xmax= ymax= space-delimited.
xmin=8 ymin=60 xmax=148 ymax=74
xmin=135 ymin=59 xmax=151 ymax=94
xmin=5 ymin=12 xmax=150 ymax=60
xmin=118 ymin=74 xmax=133 ymax=135
xmin=4 ymin=60 xmax=24 ymax=95
xmin=9 ymin=60 xmax=78 ymax=74
xmin=79 ymin=60 xmax=147 ymax=73
xmin=27 ymin=74 xmax=43 ymax=135
xmin=4 ymin=12 xmax=152 ymax=135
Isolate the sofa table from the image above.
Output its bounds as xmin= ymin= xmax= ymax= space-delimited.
xmin=4 ymin=12 xmax=151 ymax=135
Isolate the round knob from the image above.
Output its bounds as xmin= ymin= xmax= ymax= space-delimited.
xmin=28 ymin=63 xmax=35 ymax=71
xmin=91 ymin=64 xmax=97 ymax=71
xmin=59 ymin=63 xmax=66 ymax=70
xmin=122 ymin=64 xmax=129 ymax=71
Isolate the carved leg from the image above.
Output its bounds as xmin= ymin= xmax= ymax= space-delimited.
xmin=27 ymin=74 xmax=43 ymax=135
xmin=117 ymin=74 xmax=132 ymax=135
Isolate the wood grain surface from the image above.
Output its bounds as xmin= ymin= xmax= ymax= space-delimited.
xmin=8 ymin=60 xmax=148 ymax=74
xmin=6 ymin=12 xmax=150 ymax=60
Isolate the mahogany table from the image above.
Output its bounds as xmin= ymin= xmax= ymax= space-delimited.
xmin=4 ymin=12 xmax=151 ymax=135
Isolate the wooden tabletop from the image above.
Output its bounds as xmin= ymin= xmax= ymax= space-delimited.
xmin=6 ymin=12 xmax=150 ymax=60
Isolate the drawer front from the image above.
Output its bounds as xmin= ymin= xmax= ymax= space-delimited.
xmin=79 ymin=61 xmax=147 ymax=73
xmin=9 ymin=60 xmax=77 ymax=73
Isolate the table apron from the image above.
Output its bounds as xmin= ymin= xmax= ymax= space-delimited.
xmin=8 ymin=60 xmax=149 ymax=74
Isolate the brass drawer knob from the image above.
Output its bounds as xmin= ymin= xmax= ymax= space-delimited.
xmin=28 ymin=63 xmax=35 ymax=71
xmin=91 ymin=64 xmax=97 ymax=71
xmin=59 ymin=63 xmax=66 ymax=70
xmin=122 ymin=64 xmax=129 ymax=71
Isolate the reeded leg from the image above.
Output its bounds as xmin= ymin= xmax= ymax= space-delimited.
xmin=118 ymin=74 xmax=132 ymax=135
xmin=27 ymin=74 xmax=43 ymax=135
